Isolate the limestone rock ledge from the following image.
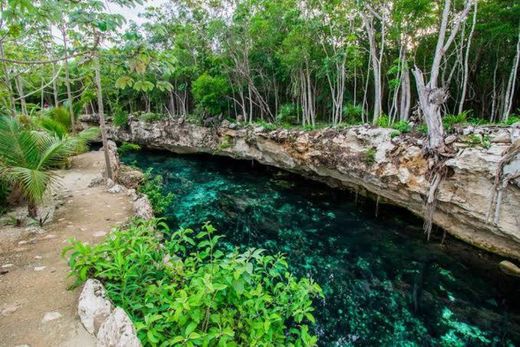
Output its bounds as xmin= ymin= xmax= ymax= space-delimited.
xmin=78 ymin=279 xmax=141 ymax=347
xmin=108 ymin=118 xmax=520 ymax=260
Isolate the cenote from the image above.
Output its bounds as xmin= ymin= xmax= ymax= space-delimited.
xmin=122 ymin=149 xmax=520 ymax=346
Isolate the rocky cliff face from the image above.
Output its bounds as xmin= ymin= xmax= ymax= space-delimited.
xmin=107 ymin=117 xmax=520 ymax=260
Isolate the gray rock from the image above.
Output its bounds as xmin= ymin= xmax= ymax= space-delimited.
xmin=96 ymin=308 xmax=141 ymax=347
xmin=89 ymin=175 xmax=106 ymax=188
xmin=108 ymin=184 xmax=125 ymax=194
xmin=444 ymin=135 xmax=457 ymax=145
xmin=117 ymin=166 xmax=144 ymax=189
xmin=499 ymin=260 xmax=520 ymax=277
xmin=133 ymin=197 xmax=154 ymax=220
xmin=78 ymin=279 xmax=113 ymax=335
xmin=490 ymin=130 xmax=511 ymax=143
xmin=105 ymin=179 xmax=115 ymax=189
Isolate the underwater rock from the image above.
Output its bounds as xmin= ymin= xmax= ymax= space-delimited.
xmin=96 ymin=307 xmax=141 ymax=347
xmin=108 ymin=119 xmax=520 ymax=260
xmin=78 ymin=279 xmax=113 ymax=335
xmin=499 ymin=260 xmax=520 ymax=277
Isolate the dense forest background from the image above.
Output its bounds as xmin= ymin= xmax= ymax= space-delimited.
xmin=1 ymin=0 xmax=519 ymax=130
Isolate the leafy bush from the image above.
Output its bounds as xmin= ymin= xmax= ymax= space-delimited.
xmin=276 ymin=103 xmax=298 ymax=125
xmin=376 ymin=114 xmax=390 ymax=128
xmin=139 ymin=112 xmax=165 ymax=123
xmin=254 ymin=120 xmax=278 ymax=131
xmin=65 ymin=219 xmax=322 ymax=346
xmin=118 ymin=142 xmax=141 ymax=156
xmin=465 ymin=134 xmax=491 ymax=149
xmin=342 ymin=103 xmax=364 ymax=124
xmin=499 ymin=115 xmax=520 ymax=126
xmin=138 ymin=169 xmax=174 ymax=215
xmin=192 ymin=73 xmax=230 ymax=116
xmin=392 ymin=120 xmax=411 ymax=133
xmin=113 ymin=112 xmax=129 ymax=128
xmin=44 ymin=106 xmax=72 ymax=130
xmin=364 ymin=147 xmax=376 ymax=165
xmin=443 ymin=111 xmax=470 ymax=132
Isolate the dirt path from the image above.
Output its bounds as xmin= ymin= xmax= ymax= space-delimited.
xmin=0 ymin=151 xmax=134 ymax=347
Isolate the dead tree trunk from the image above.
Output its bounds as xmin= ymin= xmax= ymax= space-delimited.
xmin=94 ymin=52 xmax=113 ymax=180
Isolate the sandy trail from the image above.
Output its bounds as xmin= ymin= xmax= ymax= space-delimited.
xmin=0 ymin=151 xmax=134 ymax=347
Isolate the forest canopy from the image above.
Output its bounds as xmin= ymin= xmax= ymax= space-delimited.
xmin=0 ymin=0 xmax=519 ymax=142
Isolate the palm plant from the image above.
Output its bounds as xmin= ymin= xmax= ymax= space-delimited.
xmin=0 ymin=116 xmax=98 ymax=218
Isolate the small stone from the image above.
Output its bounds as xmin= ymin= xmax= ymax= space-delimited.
xmin=42 ymin=311 xmax=62 ymax=323
xmin=1 ymin=303 xmax=20 ymax=316
xmin=41 ymin=234 xmax=57 ymax=240
xmin=499 ymin=260 xmax=520 ymax=277
xmin=18 ymin=240 xmax=28 ymax=245
xmin=2 ymin=264 xmax=13 ymax=268
xmin=108 ymin=184 xmax=125 ymax=194
xmin=444 ymin=135 xmax=457 ymax=145
xmin=93 ymin=231 xmax=107 ymax=238
xmin=34 ymin=256 xmax=43 ymax=260
xmin=34 ymin=266 xmax=46 ymax=272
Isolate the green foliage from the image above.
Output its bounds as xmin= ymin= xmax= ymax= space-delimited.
xmin=364 ymin=147 xmax=376 ymax=165
xmin=417 ymin=124 xmax=428 ymax=135
xmin=376 ymin=115 xmax=391 ymax=128
xmin=342 ymin=103 xmax=364 ymax=125
xmin=139 ymin=112 xmax=166 ymax=123
xmin=276 ymin=103 xmax=298 ymax=125
xmin=218 ymin=135 xmax=233 ymax=151
xmin=118 ymin=142 xmax=141 ymax=156
xmin=254 ymin=120 xmax=278 ymax=131
xmin=443 ymin=111 xmax=470 ymax=132
xmin=499 ymin=115 xmax=520 ymax=126
xmin=113 ymin=107 xmax=129 ymax=127
xmin=192 ymin=73 xmax=230 ymax=116
xmin=392 ymin=120 xmax=411 ymax=133
xmin=139 ymin=169 xmax=174 ymax=215
xmin=65 ymin=219 xmax=322 ymax=346
xmin=0 ymin=116 xmax=94 ymax=216
xmin=44 ymin=106 xmax=72 ymax=130
xmin=465 ymin=134 xmax=491 ymax=149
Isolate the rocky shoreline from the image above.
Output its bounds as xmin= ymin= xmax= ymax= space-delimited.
xmin=105 ymin=117 xmax=520 ymax=261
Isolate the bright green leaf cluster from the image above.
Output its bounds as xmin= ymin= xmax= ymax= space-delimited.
xmin=65 ymin=218 xmax=323 ymax=346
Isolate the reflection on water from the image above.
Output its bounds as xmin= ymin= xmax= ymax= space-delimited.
xmin=123 ymin=150 xmax=520 ymax=346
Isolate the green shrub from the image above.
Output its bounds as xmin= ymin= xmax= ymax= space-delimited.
xmin=466 ymin=134 xmax=491 ymax=149
xmin=443 ymin=111 xmax=470 ymax=132
xmin=118 ymin=142 xmax=141 ymax=156
xmin=44 ymin=106 xmax=72 ymax=130
xmin=276 ymin=103 xmax=298 ymax=125
xmin=113 ymin=112 xmax=129 ymax=127
xmin=64 ymin=219 xmax=322 ymax=346
xmin=138 ymin=169 xmax=174 ymax=215
xmin=376 ymin=114 xmax=390 ymax=128
xmin=392 ymin=120 xmax=411 ymax=133
xmin=192 ymin=73 xmax=230 ymax=116
xmin=390 ymin=130 xmax=401 ymax=138
xmin=342 ymin=103 xmax=364 ymax=124
xmin=499 ymin=115 xmax=520 ymax=126
xmin=140 ymin=112 xmax=165 ymax=123
xmin=364 ymin=147 xmax=376 ymax=165
xmin=254 ymin=120 xmax=278 ymax=131
xmin=0 ymin=178 xmax=10 ymax=215
xmin=417 ymin=123 xmax=428 ymax=135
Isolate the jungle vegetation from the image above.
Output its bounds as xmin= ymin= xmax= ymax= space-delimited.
xmin=0 ymin=0 xmax=518 ymax=153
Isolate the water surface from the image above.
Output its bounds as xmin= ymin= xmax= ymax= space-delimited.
xmin=123 ymin=150 xmax=520 ymax=346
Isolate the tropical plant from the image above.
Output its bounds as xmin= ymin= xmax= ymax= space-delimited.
xmin=138 ymin=169 xmax=174 ymax=215
xmin=64 ymin=218 xmax=323 ymax=346
xmin=0 ymin=116 xmax=98 ymax=217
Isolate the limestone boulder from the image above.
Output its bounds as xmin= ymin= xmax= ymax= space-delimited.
xmin=78 ymin=279 xmax=113 ymax=335
xmin=96 ymin=308 xmax=141 ymax=347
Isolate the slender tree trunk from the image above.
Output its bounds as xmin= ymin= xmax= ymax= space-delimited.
xmin=60 ymin=25 xmax=75 ymax=133
xmin=15 ymin=75 xmax=27 ymax=116
xmin=362 ymin=13 xmax=383 ymax=124
xmin=458 ymin=1 xmax=478 ymax=114
xmin=503 ymin=27 xmax=520 ymax=120
xmin=0 ymin=40 xmax=15 ymax=115
xmin=94 ymin=53 xmax=113 ymax=180
xmin=491 ymin=60 xmax=498 ymax=122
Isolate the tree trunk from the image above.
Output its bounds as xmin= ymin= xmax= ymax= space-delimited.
xmin=94 ymin=53 xmax=113 ymax=180
xmin=15 ymin=75 xmax=27 ymax=116
xmin=503 ymin=27 xmax=520 ymax=120
xmin=0 ymin=39 xmax=15 ymax=116
xmin=61 ymin=25 xmax=75 ymax=133
xmin=458 ymin=1 xmax=478 ymax=114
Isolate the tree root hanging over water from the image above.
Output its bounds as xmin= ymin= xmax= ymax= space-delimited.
xmin=423 ymin=156 xmax=449 ymax=241
xmin=486 ymin=140 xmax=520 ymax=225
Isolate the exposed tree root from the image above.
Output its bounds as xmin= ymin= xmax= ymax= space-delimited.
xmin=486 ymin=140 xmax=520 ymax=225
xmin=423 ymin=157 xmax=449 ymax=241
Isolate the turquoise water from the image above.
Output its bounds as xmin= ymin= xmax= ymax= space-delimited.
xmin=123 ymin=150 xmax=520 ymax=346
